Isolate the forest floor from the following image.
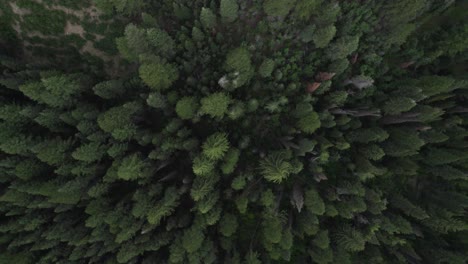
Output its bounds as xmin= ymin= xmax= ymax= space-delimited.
xmin=6 ymin=0 xmax=123 ymax=76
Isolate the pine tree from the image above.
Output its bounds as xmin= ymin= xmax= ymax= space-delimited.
xmin=334 ymin=225 xmax=366 ymax=252
xmin=93 ymin=80 xmax=125 ymax=99
xmin=191 ymin=173 xmax=218 ymax=201
xmin=147 ymin=187 xmax=180 ymax=225
xmin=382 ymin=97 xmax=416 ymax=115
xmin=258 ymin=59 xmax=275 ymax=78
xmin=71 ymin=142 xmax=107 ymax=162
xmin=200 ymin=92 xmax=231 ymax=118
xmin=293 ymin=0 xmax=322 ymax=21
xmin=146 ymin=28 xmax=175 ymax=57
xmin=297 ymin=111 xmax=321 ymax=134
xmin=192 ymin=155 xmax=216 ymax=176
xmin=117 ymin=24 xmax=150 ymax=61
xmin=176 ymin=96 xmax=199 ymax=120
xmin=220 ymin=0 xmax=238 ymax=23
xmin=97 ymin=103 xmax=139 ymax=140
xmin=305 ymin=187 xmax=325 ymax=215
xmin=326 ymin=36 xmax=359 ymax=60
xmin=259 ymin=152 xmax=295 ymax=183
xmin=220 ymin=148 xmax=240 ymax=174
xmin=139 ymin=61 xmax=179 ymax=91
xmin=202 ymin=133 xmax=230 ymax=161
xmin=219 ymin=213 xmax=238 ymax=237
xmin=20 ymin=74 xmax=83 ymax=108
xmin=200 ymin=8 xmax=216 ymax=30
xmin=32 ymin=138 xmax=74 ymax=166
xmin=313 ymin=230 xmax=330 ymax=249
xmin=313 ymin=25 xmax=337 ymax=48
xmin=182 ymin=227 xmax=205 ymax=253
xmin=263 ymin=0 xmax=297 ymax=17
xmin=225 ymin=47 xmax=254 ymax=88
xmin=117 ymin=153 xmax=152 ymax=180
xmin=346 ymin=127 xmax=389 ymax=143
xmin=382 ymin=128 xmax=425 ymax=157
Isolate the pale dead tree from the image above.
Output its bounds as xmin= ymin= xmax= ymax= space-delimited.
xmin=380 ymin=112 xmax=421 ymax=124
xmin=343 ymin=75 xmax=374 ymax=89
xmin=330 ymin=108 xmax=381 ymax=117
xmin=291 ymin=183 xmax=304 ymax=213
xmin=449 ymin=107 xmax=468 ymax=114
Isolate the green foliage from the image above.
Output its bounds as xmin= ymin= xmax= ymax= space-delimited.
xmin=297 ymin=111 xmax=321 ymax=134
xmin=313 ymin=230 xmax=330 ymax=249
xmin=1 ymin=1 xmax=468 ymax=263
xmin=72 ymin=142 xmax=106 ymax=162
xmin=147 ymin=187 xmax=180 ymax=225
xmin=294 ymin=0 xmax=322 ymax=21
xmin=299 ymin=25 xmax=316 ymax=43
xmin=191 ymin=174 xmax=218 ymax=201
xmin=390 ymin=195 xmax=429 ymax=220
xmin=326 ymin=35 xmax=360 ymax=59
xmin=382 ymin=97 xmax=416 ymax=115
xmin=202 ymin=133 xmax=230 ymax=161
xmin=191 ymin=26 xmax=204 ymax=42
xmin=193 ymin=155 xmax=216 ymax=176
xmin=176 ymin=96 xmax=199 ymax=120
xmin=196 ymin=191 xmax=219 ymax=214
xmin=259 ymin=152 xmax=296 ymax=183
xmin=220 ymin=148 xmax=240 ymax=174
xmin=146 ymin=28 xmax=176 ymax=57
xmin=262 ymin=214 xmax=284 ymax=244
xmin=94 ymin=0 xmax=146 ymax=15
xmin=263 ymin=0 xmax=297 ymax=17
xmin=93 ymin=80 xmax=125 ymax=99
xmin=219 ymin=213 xmax=238 ymax=237
xmin=220 ymin=0 xmax=239 ymax=23
xmin=334 ymin=225 xmax=366 ymax=252
xmin=32 ymin=138 xmax=73 ymax=166
xmin=117 ymin=154 xmax=151 ymax=180
xmin=139 ymin=62 xmax=179 ymax=91
xmin=200 ymin=93 xmax=231 ymax=118
xmin=383 ymin=128 xmax=425 ymax=157
xmin=313 ymin=25 xmax=337 ymax=48
xmin=1 ymin=134 xmax=36 ymax=156
xmin=21 ymin=8 xmax=67 ymax=35
xmin=97 ymin=104 xmax=138 ymax=140
xmin=347 ymin=128 xmax=389 ymax=143
xmin=225 ymin=47 xmax=254 ymax=88
xmin=231 ymin=174 xmax=246 ymax=190
xmin=20 ymin=75 xmax=82 ymax=108
xmin=14 ymin=159 xmax=48 ymax=180
xmin=182 ymin=227 xmax=205 ymax=253
xmin=258 ymin=59 xmax=275 ymax=78
xmin=200 ymin=8 xmax=216 ymax=29
xmin=305 ymin=187 xmax=325 ymax=215
xmin=359 ymin=144 xmax=385 ymax=161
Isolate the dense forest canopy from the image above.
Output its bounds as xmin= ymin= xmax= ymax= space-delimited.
xmin=0 ymin=0 xmax=467 ymax=263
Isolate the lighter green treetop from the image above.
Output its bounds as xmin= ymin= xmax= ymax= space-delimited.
xmin=200 ymin=7 xmax=216 ymax=29
xmin=220 ymin=0 xmax=238 ymax=23
xmin=139 ymin=61 xmax=178 ymax=91
xmin=263 ymin=0 xmax=297 ymax=17
xmin=200 ymin=92 xmax=231 ymax=118
xmin=176 ymin=96 xmax=199 ymax=120
xmin=202 ymin=133 xmax=230 ymax=161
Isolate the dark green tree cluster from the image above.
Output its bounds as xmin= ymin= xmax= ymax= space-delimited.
xmin=0 ymin=0 xmax=467 ymax=263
